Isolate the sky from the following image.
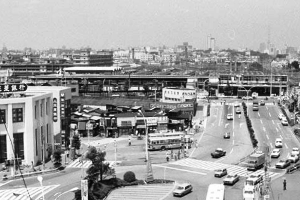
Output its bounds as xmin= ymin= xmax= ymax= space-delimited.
xmin=0 ymin=0 xmax=299 ymax=51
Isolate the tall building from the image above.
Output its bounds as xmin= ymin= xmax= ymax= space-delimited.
xmin=210 ymin=38 xmax=216 ymax=51
xmin=207 ymin=35 xmax=211 ymax=50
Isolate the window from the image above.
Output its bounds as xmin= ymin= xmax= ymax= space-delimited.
xmin=46 ymin=124 xmax=49 ymax=144
xmin=35 ymin=105 xmax=37 ymax=119
xmin=35 ymin=129 xmax=38 ymax=156
xmin=46 ymin=100 xmax=48 ymax=115
xmin=14 ymin=133 xmax=24 ymax=159
xmin=12 ymin=108 xmax=23 ymax=123
xmin=0 ymin=109 xmax=6 ymax=124
xmin=0 ymin=135 xmax=7 ymax=163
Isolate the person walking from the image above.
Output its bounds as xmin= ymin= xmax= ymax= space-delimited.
xmin=283 ymin=179 xmax=287 ymax=190
xmin=128 ymin=138 xmax=131 ymax=146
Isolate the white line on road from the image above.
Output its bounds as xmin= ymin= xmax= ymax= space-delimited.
xmin=269 ymin=113 xmax=272 ymax=117
xmin=258 ymin=112 xmax=260 ymax=117
xmin=280 ymin=135 xmax=283 ymax=139
xmin=214 ymin=157 xmax=225 ymax=163
xmin=260 ymin=119 xmax=263 ymax=124
xmin=154 ymin=165 xmax=207 ymax=175
xmin=272 ymin=120 xmax=275 ymax=124
xmin=266 ymin=134 xmax=269 ymax=140
xmin=225 ymin=123 xmax=229 ymax=128
xmin=285 ymin=144 xmax=289 ymax=149
xmin=212 ymin=123 xmax=214 ymax=126
xmin=232 ymin=140 xmax=235 ymax=145
xmin=0 ymin=180 xmax=12 ymax=188
xmin=230 ymin=148 xmax=233 ymax=154
xmin=240 ymin=123 xmax=242 ymax=128
xmin=233 ymin=131 xmax=235 ymax=137
xmin=276 ymin=128 xmax=279 ymax=132
xmin=190 ymin=127 xmax=206 ymax=157
xmin=266 ymin=106 xmax=268 ymax=110
xmin=263 ymin=127 xmax=266 ymax=132
xmin=270 ymin=143 xmax=273 ymax=148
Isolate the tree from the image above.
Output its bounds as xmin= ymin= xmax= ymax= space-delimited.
xmin=53 ymin=150 xmax=62 ymax=168
xmin=84 ymin=146 xmax=112 ymax=183
xmin=143 ymin=83 xmax=150 ymax=96
xmin=71 ymin=135 xmax=81 ymax=152
xmin=124 ymin=79 xmax=129 ymax=95
xmin=291 ymin=61 xmax=299 ymax=71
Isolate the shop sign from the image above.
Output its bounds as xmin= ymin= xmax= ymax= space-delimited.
xmin=0 ymin=83 xmax=27 ymax=92
xmin=120 ymin=121 xmax=132 ymax=127
xmin=150 ymin=102 xmax=194 ymax=109
xmin=146 ymin=117 xmax=157 ymax=126
xmin=53 ymin=98 xmax=58 ymax=122
xmin=60 ymin=93 xmax=65 ymax=118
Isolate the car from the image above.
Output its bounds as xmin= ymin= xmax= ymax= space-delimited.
xmin=275 ymin=159 xmax=291 ymax=169
xmin=234 ymin=102 xmax=239 ymax=107
xmin=287 ymin=154 xmax=299 ymax=163
xmin=278 ymin=113 xmax=285 ymax=120
xmin=281 ymin=118 xmax=288 ymax=126
xmin=275 ymin=138 xmax=283 ymax=148
xmin=223 ymin=174 xmax=240 ymax=185
xmin=271 ymin=149 xmax=281 ymax=158
xmin=291 ymin=147 xmax=300 ymax=156
xmin=260 ymin=100 xmax=265 ymax=106
xmin=224 ymin=132 xmax=230 ymax=139
xmin=246 ymin=174 xmax=263 ymax=185
xmin=235 ymin=107 xmax=241 ymax=114
xmin=227 ymin=113 xmax=233 ymax=120
xmin=214 ymin=168 xmax=227 ymax=177
xmin=242 ymin=96 xmax=253 ymax=100
xmin=172 ymin=183 xmax=193 ymax=197
xmin=211 ymin=148 xmax=226 ymax=158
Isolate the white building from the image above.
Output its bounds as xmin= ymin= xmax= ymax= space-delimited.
xmin=0 ymin=86 xmax=71 ymax=167
xmin=162 ymin=87 xmax=196 ymax=103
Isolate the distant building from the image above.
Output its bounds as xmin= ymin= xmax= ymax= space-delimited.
xmin=259 ymin=43 xmax=266 ymax=53
xmin=72 ymin=50 xmax=113 ymax=66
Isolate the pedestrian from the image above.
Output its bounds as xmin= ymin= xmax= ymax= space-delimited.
xmin=171 ymin=150 xmax=174 ymax=159
xmin=283 ymin=179 xmax=287 ymax=190
xmin=178 ymin=150 xmax=181 ymax=159
xmin=166 ymin=151 xmax=170 ymax=162
xmin=128 ymin=138 xmax=131 ymax=146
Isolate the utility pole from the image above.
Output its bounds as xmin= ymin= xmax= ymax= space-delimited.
xmin=262 ymin=145 xmax=271 ymax=200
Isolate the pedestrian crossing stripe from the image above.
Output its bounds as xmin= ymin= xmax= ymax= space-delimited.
xmin=170 ymin=158 xmax=279 ymax=179
xmin=0 ymin=184 xmax=59 ymax=200
xmin=106 ymin=184 xmax=175 ymax=200
xmin=67 ymin=158 xmax=119 ymax=169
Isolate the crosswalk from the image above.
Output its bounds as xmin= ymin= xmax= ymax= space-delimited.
xmin=67 ymin=158 xmax=119 ymax=169
xmin=106 ymin=184 xmax=175 ymax=200
xmin=0 ymin=185 xmax=59 ymax=200
xmin=170 ymin=158 xmax=279 ymax=179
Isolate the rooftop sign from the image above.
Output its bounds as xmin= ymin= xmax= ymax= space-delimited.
xmin=0 ymin=83 xmax=27 ymax=93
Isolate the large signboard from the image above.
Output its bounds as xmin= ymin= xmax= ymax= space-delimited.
xmin=150 ymin=102 xmax=194 ymax=110
xmin=53 ymin=98 xmax=58 ymax=122
xmin=0 ymin=83 xmax=27 ymax=93
xmin=60 ymin=93 xmax=65 ymax=118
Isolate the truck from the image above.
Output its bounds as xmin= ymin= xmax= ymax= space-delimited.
xmin=252 ymin=100 xmax=259 ymax=111
xmin=247 ymin=151 xmax=265 ymax=171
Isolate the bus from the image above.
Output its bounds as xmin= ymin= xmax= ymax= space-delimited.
xmin=206 ymin=184 xmax=225 ymax=200
xmin=148 ymin=132 xmax=185 ymax=138
xmin=148 ymin=136 xmax=183 ymax=151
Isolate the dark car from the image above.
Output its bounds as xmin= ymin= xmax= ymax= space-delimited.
xmin=211 ymin=148 xmax=226 ymax=158
xmin=260 ymin=100 xmax=265 ymax=106
xmin=173 ymin=183 xmax=193 ymax=197
xmin=224 ymin=132 xmax=230 ymax=139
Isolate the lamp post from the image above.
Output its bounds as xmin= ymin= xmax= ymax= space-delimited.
xmin=54 ymin=187 xmax=79 ymax=200
xmin=37 ymin=176 xmax=45 ymax=200
xmin=138 ymin=110 xmax=148 ymax=162
xmin=238 ymin=85 xmax=257 ymax=115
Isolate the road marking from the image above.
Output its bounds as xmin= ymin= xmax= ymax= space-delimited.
xmin=260 ymin=119 xmax=263 ymax=124
xmin=0 ymin=181 xmax=12 ymax=188
xmin=280 ymin=135 xmax=283 ymax=139
xmin=218 ymin=108 xmax=223 ymax=126
xmin=266 ymin=134 xmax=269 ymax=140
xmin=258 ymin=112 xmax=260 ymax=117
xmin=212 ymin=123 xmax=214 ymax=126
xmin=225 ymin=123 xmax=229 ymax=128
xmin=240 ymin=123 xmax=242 ymax=128
xmin=154 ymin=165 xmax=207 ymax=175
xmin=270 ymin=143 xmax=273 ymax=148
xmin=276 ymin=128 xmax=279 ymax=132
xmin=285 ymin=144 xmax=288 ymax=149
xmin=263 ymin=127 xmax=266 ymax=132
xmin=232 ymin=140 xmax=235 ymax=145
xmin=214 ymin=157 xmax=225 ymax=163
xmin=230 ymin=148 xmax=233 ymax=154
xmin=190 ymin=128 xmax=205 ymax=157
xmin=233 ymin=131 xmax=235 ymax=137
xmin=272 ymin=120 xmax=275 ymax=124
xmin=266 ymin=106 xmax=268 ymax=110
xmin=269 ymin=113 xmax=272 ymax=117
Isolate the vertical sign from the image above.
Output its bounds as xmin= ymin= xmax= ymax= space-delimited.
xmin=53 ymin=98 xmax=57 ymax=122
xmin=60 ymin=93 xmax=65 ymax=118
xmin=81 ymin=179 xmax=88 ymax=200
xmin=146 ymin=152 xmax=154 ymax=182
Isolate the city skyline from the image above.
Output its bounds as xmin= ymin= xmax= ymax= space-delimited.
xmin=0 ymin=0 xmax=299 ymax=50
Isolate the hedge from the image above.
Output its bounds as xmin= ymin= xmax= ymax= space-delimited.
xmin=242 ymin=102 xmax=258 ymax=148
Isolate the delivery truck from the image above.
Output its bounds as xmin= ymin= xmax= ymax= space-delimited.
xmin=247 ymin=151 xmax=265 ymax=171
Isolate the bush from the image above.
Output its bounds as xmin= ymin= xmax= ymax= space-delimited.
xmin=123 ymin=171 xmax=136 ymax=183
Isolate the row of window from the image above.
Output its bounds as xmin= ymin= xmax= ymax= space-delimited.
xmin=164 ymin=97 xmax=182 ymax=102
xmin=0 ymin=108 xmax=23 ymax=123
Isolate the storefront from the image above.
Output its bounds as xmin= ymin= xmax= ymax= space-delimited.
xmin=118 ymin=120 xmax=134 ymax=136
xmin=157 ymin=116 xmax=168 ymax=132
xmin=136 ymin=119 xmax=146 ymax=135
xmin=146 ymin=117 xmax=158 ymax=133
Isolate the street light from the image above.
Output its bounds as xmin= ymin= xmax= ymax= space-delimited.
xmin=37 ymin=176 xmax=45 ymax=200
xmin=54 ymin=187 xmax=79 ymax=200
xmin=138 ymin=110 xmax=148 ymax=162
xmin=238 ymin=85 xmax=257 ymax=115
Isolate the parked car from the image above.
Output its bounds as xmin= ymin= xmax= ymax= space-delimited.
xmin=214 ymin=168 xmax=227 ymax=178
xmin=292 ymin=147 xmax=300 ymax=156
xmin=281 ymin=118 xmax=288 ymax=126
xmin=275 ymin=159 xmax=291 ymax=169
xmin=246 ymin=174 xmax=263 ymax=185
xmin=260 ymin=100 xmax=265 ymax=106
xmin=236 ymin=107 xmax=241 ymax=114
xmin=242 ymin=96 xmax=253 ymax=100
xmin=287 ymin=154 xmax=299 ymax=163
xmin=278 ymin=113 xmax=285 ymax=120
xmin=223 ymin=174 xmax=240 ymax=185
xmin=227 ymin=113 xmax=233 ymax=120
xmin=234 ymin=102 xmax=239 ymax=107
xmin=275 ymin=138 xmax=283 ymax=148
xmin=224 ymin=132 xmax=230 ymax=139
xmin=173 ymin=183 xmax=193 ymax=197
xmin=211 ymin=148 xmax=226 ymax=158
xmin=271 ymin=149 xmax=281 ymax=158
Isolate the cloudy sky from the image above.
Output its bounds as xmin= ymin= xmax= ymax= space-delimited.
xmin=0 ymin=0 xmax=299 ymax=50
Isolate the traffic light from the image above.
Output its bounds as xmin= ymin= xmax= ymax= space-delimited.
xmin=72 ymin=135 xmax=81 ymax=150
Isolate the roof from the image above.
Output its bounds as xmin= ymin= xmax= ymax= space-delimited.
xmin=110 ymin=112 xmax=137 ymax=118
xmin=64 ymin=66 xmax=122 ymax=71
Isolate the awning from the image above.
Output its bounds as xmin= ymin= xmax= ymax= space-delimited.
xmin=136 ymin=125 xmax=146 ymax=129
xmin=73 ymin=111 xmax=83 ymax=116
xmin=82 ymin=114 xmax=92 ymax=118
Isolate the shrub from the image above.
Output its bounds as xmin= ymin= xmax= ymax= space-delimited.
xmin=123 ymin=171 xmax=136 ymax=183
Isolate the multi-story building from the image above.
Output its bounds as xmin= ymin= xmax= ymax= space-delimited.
xmin=72 ymin=50 xmax=113 ymax=66
xmin=0 ymin=85 xmax=71 ymax=167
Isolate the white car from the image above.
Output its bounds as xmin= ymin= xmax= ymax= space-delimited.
xmin=227 ymin=113 xmax=233 ymax=120
xmin=223 ymin=174 xmax=240 ymax=185
xmin=278 ymin=113 xmax=285 ymax=120
xmin=242 ymin=96 xmax=253 ymax=100
xmin=271 ymin=149 xmax=281 ymax=158
xmin=246 ymin=174 xmax=263 ymax=185
xmin=292 ymin=147 xmax=300 ymax=156
xmin=275 ymin=138 xmax=283 ymax=148
xmin=287 ymin=154 xmax=299 ymax=163
xmin=281 ymin=118 xmax=288 ymax=126
xmin=173 ymin=183 xmax=193 ymax=197
xmin=234 ymin=102 xmax=239 ymax=107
